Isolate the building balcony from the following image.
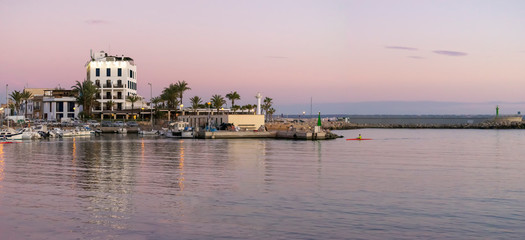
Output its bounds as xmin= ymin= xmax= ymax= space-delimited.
xmin=103 ymin=96 xmax=112 ymax=99
xmin=103 ymin=84 xmax=112 ymax=88
xmin=95 ymin=83 xmax=101 ymax=88
xmin=114 ymin=84 xmax=124 ymax=88
xmin=113 ymin=96 xmax=123 ymax=100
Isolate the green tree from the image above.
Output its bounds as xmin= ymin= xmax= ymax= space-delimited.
xmin=175 ymin=80 xmax=191 ymax=107
xmin=21 ymin=90 xmax=33 ymax=119
xmin=72 ymin=80 xmax=99 ymax=118
xmin=225 ymin=91 xmax=240 ymax=109
xmin=8 ymin=102 xmax=16 ymax=116
xmin=267 ymin=107 xmax=276 ymax=122
xmin=231 ymin=105 xmax=240 ymax=113
xmin=190 ymin=96 xmax=202 ymax=114
xmin=210 ymin=94 xmax=226 ymax=115
xmin=151 ymin=96 xmax=162 ymax=109
xmin=126 ymin=94 xmax=141 ymax=117
xmin=9 ymin=90 xmax=23 ymax=115
xmin=262 ymin=97 xmax=273 ymax=119
xmin=161 ymin=83 xmax=179 ymax=109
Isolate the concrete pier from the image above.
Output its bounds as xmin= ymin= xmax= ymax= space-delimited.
xmin=196 ymin=131 xmax=276 ymax=139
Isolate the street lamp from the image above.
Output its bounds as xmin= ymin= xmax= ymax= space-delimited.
xmin=207 ymin=102 xmax=211 ymax=131
xmin=180 ymin=104 xmax=184 ymax=116
xmin=148 ymin=83 xmax=152 ymax=125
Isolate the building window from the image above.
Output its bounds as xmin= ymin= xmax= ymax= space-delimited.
xmin=68 ymin=102 xmax=75 ymax=112
xmin=96 ymin=68 xmax=100 ymax=77
xmin=106 ymin=68 xmax=111 ymax=77
xmin=118 ymin=68 xmax=122 ymax=77
xmin=130 ymin=70 xmax=132 ymax=78
xmin=57 ymin=102 xmax=64 ymax=112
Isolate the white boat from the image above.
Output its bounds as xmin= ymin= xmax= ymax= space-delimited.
xmin=138 ymin=129 xmax=159 ymax=135
xmin=21 ymin=127 xmax=42 ymax=140
xmin=61 ymin=127 xmax=94 ymax=137
xmin=165 ymin=121 xmax=194 ymax=138
xmin=118 ymin=128 xmax=127 ymax=134
xmin=0 ymin=128 xmax=23 ymax=140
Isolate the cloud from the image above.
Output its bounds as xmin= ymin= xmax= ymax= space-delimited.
xmin=265 ymin=56 xmax=288 ymax=59
xmin=385 ymin=46 xmax=418 ymax=51
xmin=433 ymin=50 xmax=467 ymax=56
xmin=86 ymin=19 xmax=109 ymax=25
xmin=408 ymin=56 xmax=425 ymax=59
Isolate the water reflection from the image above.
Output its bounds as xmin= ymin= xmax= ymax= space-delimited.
xmin=3 ymin=130 xmax=525 ymax=239
xmin=178 ymin=140 xmax=185 ymax=191
xmin=0 ymin=144 xmax=4 ymax=189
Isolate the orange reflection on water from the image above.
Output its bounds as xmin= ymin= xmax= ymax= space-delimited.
xmin=179 ymin=140 xmax=185 ymax=191
xmin=0 ymin=144 xmax=4 ymax=186
xmin=72 ymin=137 xmax=77 ymax=163
xmin=141 ymin=138 xmax=145 ymax=165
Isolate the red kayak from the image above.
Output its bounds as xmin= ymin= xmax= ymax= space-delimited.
xmin=346 ymin=138 xmax=372 ymax=141
xmin=0 ymin=142 xmax=13 ymax=144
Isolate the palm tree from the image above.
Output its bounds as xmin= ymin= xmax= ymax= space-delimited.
xmin=262 ymin=97 xmax=273 ymax=118
xmin=242 ymin=104 xmax=256 ymax=114
xmin=225 ymin=91 xmax=240 ymax=109
xmin=161 ymin=83 xmax=179 ymax=109
xmin=210 ymin=94 xmax=226 ymax=115
xmin=106 ymin=100 xmax=115 ymax=111
xmin=151 ymin=96 xmax=162 ymax=109
xmin=126 ymin=94 xmax=141 ymax=118
xmin=105 ymin=100 xmax=115 ymax=119
xmin=190 ymin=96 xmax=202 ymax=114
xmin=8 ymin=102 xmax=16 ymax=116
xmin=267 ymin=107 xmax=276 ymax=122
xmin=9 ymin=90 xmax=23 ymax=115
xmin=231 ymin=105 xmax=240 ymax=113
xmin=21 ymin=90 xmax=33 ymax=119
xmin=72 ymin=79 xmax=99 ymax=118
xmin=175 ymin=80 xmax=191 ymax=107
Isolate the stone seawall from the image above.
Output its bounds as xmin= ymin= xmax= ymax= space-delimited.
xmin=266 ymin=117 xmax=525 ymax=130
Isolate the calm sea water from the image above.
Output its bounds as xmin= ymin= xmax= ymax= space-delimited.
xmin=1 ymin=129 xmax=525 ymax=239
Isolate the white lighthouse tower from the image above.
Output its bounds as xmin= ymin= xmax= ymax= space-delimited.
xmin=255 ymin=92 xmax=262 ymax=115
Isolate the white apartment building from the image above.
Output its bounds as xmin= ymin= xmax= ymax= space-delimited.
xmin=86 ymin=51 xmax=141 ymax=118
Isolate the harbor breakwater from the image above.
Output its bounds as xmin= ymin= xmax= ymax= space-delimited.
xmin=268 ymin=115 xmax=525 ymax=130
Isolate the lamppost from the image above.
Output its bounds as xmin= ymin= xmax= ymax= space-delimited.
xmin=207 ymin=102 xmax=211 ymax=131
xmin=302 ymin=111 xmax=305 ymax=119
xmin=180 ymin=104 xmax=184 ymax=116
xmin=141 ymin=107 xmax=144 ymax=121
xmin=148 ymin=83 xmax=152 ymax=125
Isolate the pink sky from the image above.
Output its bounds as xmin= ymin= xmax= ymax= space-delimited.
xmin=1 ymin=0 xmax=524 ymax=113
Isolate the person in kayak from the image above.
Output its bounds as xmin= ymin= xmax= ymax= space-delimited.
xmin=358 ymin=134 xmax=362 ymax=139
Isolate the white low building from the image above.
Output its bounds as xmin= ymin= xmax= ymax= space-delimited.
xmin=179 ymin=114 xmax=265 ymax=131
xmin=41 ymin=89 xmax=82 ymax=121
